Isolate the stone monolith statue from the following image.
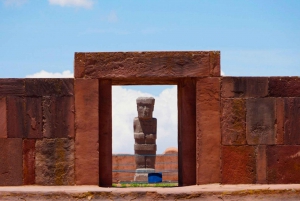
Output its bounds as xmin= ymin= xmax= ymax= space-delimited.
xmin=133 ymin=97 xmax=157 ymax=181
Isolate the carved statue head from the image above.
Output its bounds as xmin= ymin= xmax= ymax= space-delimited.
xmin=136 ymin=97 xmax=155 ymax=118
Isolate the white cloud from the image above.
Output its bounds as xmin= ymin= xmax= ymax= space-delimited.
xmin=48 ymin=0 xmax=93 ymax=8
xmin=221 ymin=70 xmax=225 ymax=76
xmin=25 ymin=70 xmax=73 ymax=78
xmin=3 ymin=0 xmax=27 ymax=6
xmin=112 ymin=86 xmax=177 ymax=154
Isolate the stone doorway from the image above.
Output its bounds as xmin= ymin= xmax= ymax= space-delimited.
xmin=74 ymin=51 xmax=220 ymax=187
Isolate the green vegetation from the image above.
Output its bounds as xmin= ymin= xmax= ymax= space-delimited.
xmin=112 ymin=182 xmax=178 ymax=188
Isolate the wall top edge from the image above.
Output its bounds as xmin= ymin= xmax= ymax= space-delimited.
xmin=75 ymin=51 xmax=220 ymax=54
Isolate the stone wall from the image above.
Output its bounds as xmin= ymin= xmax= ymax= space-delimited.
xmin=112 ymin=153 xmax=178 ymax=183
xmin=220 ymin=77 xmax=300 ymax=184
xmin=1 ymin=51 xmax=300 ymax=186
xmin=0 ymin=79 xmax=74 ymax=186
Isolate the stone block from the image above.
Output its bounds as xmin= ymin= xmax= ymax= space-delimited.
xmin=43 ymin=96 xmax=74 ymax=138
xmin=276 ymin=98 xmax=284 ymax=144
xmin=221 ymin=77 xmax=268 ymax=98
xmin=98 ymin=79 xmax=112 ymax=187
xmin=246 ymin=98 xmax=276 ymax=145
xmin=0 ymin=138 xmax=23 ymax=186
xmin=74 ymin=79 xmax=99 ymax=185
xmin=221 ymin=98 xmax=246 ymax=145
xmin=222 ymin=146 xmax=256 ymax=184
xmin=0 ymin=97 xmax=7 ymax=138
xmin=196 ymin=77 xmax=221 ymax=184
xmin=209 ymin=51 xmax=220 ymax=76
xmin=74 ymin=53 xmax=86 ymax=78
xmin=284 ymin=98 xmax=300 ymax=144
xmin=23 ymin=139 xmax=36 ymax=185
xmin=269 ymin=77 xmax=300 ymax=97
xmin=256 ymin=145 xmax=267 ymax=184
xmin=35 ymin=138 xmax=74 ymax=185
xmin=25 ymin=79 xmax=73 ymax=97
xmin=267 ymin=146 xmax=300 ymax=183
xmin=26 ymin=98 xmax=42 ymax=138
xmin=0 ymin=79 xmax=25 ymax=95
xmin=7 ymin=96 xmax=25 ymax=138
xmin=75 ymin=51 xmax=215 ymax=79
xmin=178 ymin=78 xmax=196 ymax=186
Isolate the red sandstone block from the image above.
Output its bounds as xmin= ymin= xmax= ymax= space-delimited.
xmin=26 ymin=98 xmax=42 ymax=138
xmin=98 ymin=79 xmax=112 ymax=187
xmin=222 ymin=146 xmax=256 ymax=184
xmin=25 ymin=79 xmax=73 ymax=97
xmin=43 ymin=96 xmax=74 ymax=138
xmin=221 ymin=98 xmax=246 ymax=145
xmin=7 ymin=96 xmax=26 ymax=138
xmin=256 ymin=145 xmax=267 ymax=184
xmin=0 ymin=97 xmax=7 ymax=138
xmin=23 ymin=139 xmax=36 ymax=185
xmin=267 ymin=145 xmax=300 ymax=183
xmin=276 ymin=98 xmax=284 ymax=144
xmin=75 ymin=52 xmax=214 ymax=79
xmin=0 ymin=79 xmax=25 ymax=95
xmin=35 ymin=138 xmax=74 ymax=185
xmin=209 ymin=51 xmax=220 ymax=76
xmin=0 ymin=138 xmax=23 ymax=186
xmin=74 ymin=53 xmax=86 ymax=78
xmin=269 ymin=77 xmax=300 ymax=97
xmin=221 ymin=77 xmax=268 ymax=98
xmin=74 ymin=79 xmax=99 ymax=185
xmin=178 ymin=78 xmax=196 ymax=186
xmin=284 ymin=98 xmax=300 ymax=144
xmin=246 ymin=98 xmax=276 ymax=145
xmin=196 ymin=77 xmax=221 ymax=184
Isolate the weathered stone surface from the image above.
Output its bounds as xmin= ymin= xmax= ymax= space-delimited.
xmin=26 ymin=98 xmax=42 ymax=138
xmin=221 ymin=77 xmax=268 ymax=98
xmin=246 ymin=98 xmax=276 ymax=145
xmin=23 ymin=139 xmax=35 ymax=185
xmin=0 ymin=79 xmax=25 ymax=95
xmin=25 ymin=79 xmax=73 ymax=97
xmin=35 ymin=138 xmax=74 ymax=185
xmin=0 ymin=138 xmax=23 ymax=186
xmin=178 ymin=78 xmax=196 ymax=186
xmin=256 ymin=145 xmax=267 ymax=184
xmin=222 ymin=146 xmax=256 ymax=184
xmin=43 ymin=96 xmax=74 ymax=138
xmin=74 ymin=51 xmax=219 ymax=79
xmin=276 ymin=98 xmax=284 ymax=144
xmin=221 ymin=98 xmax=246 ymax=145
xmin=269 ymin=77 xmax=300 ymax=97
xmin=74 ymin=79 xmax=99 ymax=185
xmin=7 ymin=96 xmax=25 ymax=138
xmin=74 ymin=53 xmax=86 ymax=78
xmin=196 ymin=77 xmax=221 ymax=184
xmin=267 ymin=146 xmax=300 ymax=183
xmin=0 ymin=97 xmax=7 ymax=138
xmin=284 ymin=98 xmax=300 ymax=144
xmin=209 ymin=51 xmax=220 ymax=76
xmin=98 ymin=79 xmax=112 ymax=187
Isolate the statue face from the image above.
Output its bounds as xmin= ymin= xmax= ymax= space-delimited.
xmin=137 ymin=103 xmax=153 ymax=118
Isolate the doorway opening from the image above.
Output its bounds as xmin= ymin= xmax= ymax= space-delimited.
xmin=112 ymin=85 xmax=178 ymax=187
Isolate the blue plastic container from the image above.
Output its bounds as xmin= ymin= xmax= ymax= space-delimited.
xmin=148 ymin=172 xmax=162 ymax=183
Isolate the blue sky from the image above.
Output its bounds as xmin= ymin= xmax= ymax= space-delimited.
xmin=1 ymin=0 xmax=300 ymax=153
xmin=1 ymin=0 xmax=300 ymax=78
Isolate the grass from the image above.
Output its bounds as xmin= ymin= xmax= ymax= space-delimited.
xmin=112 ymin=182 xmax=178 ymax=188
